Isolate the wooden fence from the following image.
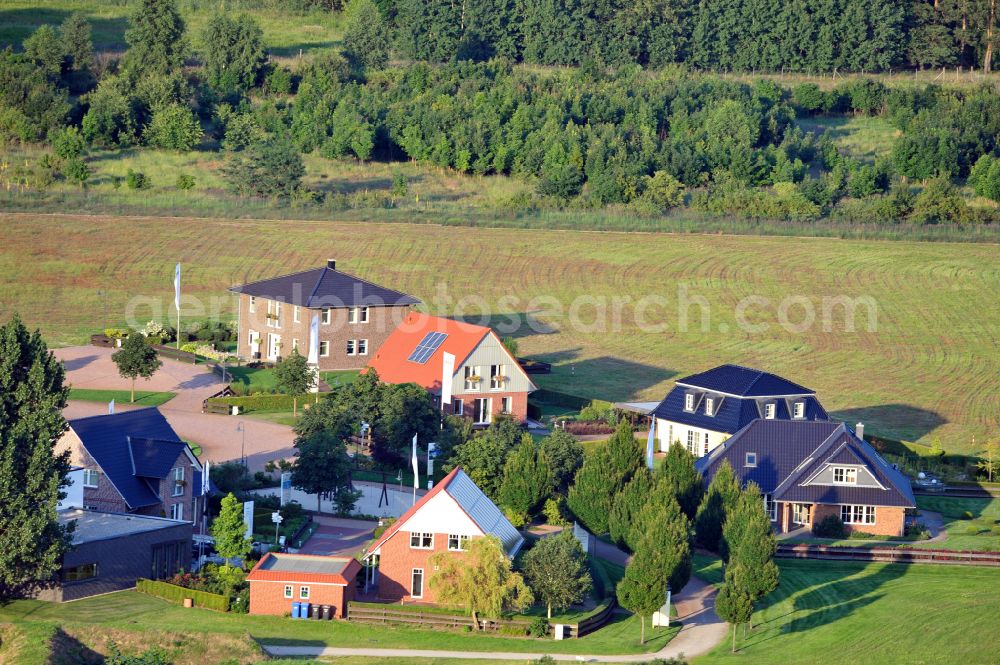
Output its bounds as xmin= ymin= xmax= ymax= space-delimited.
xmin=776 ymin=543 xmax=1000 ymax=567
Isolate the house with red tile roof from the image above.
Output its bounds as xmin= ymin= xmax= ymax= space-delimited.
xmin=367 ymin=312 xmax=537 ymax=424
xmin=363 ymin=466 xmax=524 ymax=603
xmin=247 ymin=552 xmax=362 ymax=617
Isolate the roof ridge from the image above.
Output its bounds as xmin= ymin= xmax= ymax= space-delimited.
xmin=334 ymin=268 xmax=419 ymax=303
xmin=229 ymin=266 xmax=323 ymax=291
xmin=305 ymin=268 xmax=325 ymax=308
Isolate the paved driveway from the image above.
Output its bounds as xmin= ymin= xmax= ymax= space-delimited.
xmin=297 ymin=516 xmax=377 ymax=557
xmin=57 ymin=345 xmax=296 ymax=473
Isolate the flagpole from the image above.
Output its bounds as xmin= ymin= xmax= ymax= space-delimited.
xmin=174 ymin=263 xmax=181 ymax=350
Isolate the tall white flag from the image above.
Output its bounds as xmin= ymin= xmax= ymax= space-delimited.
xmin=173 ymin=263 xmax=181 ymax=312
xmin=645 ymin=419 xmax=656 ymax=470
xmin=108 ymin=399 xmax=115 ymax=415
xmin=441 ymin=352 xmax=456 ymax=405
xmin=411 ymin=434 xmax=419 ymax=488
xmin=307 ymin=314 xmax=320 ymax=365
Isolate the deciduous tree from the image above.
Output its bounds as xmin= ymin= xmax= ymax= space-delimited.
xmin=202 ymin=13 xmax=267 ymax=93
xmin=60 ymin=12 xmax=93 ymax=73
xmin=122 ymin=0 xmax=187 ymax=78
xmin=273 ymin=348 xmax=314 ymax=417
xmin=342 ymin=0 xmax=391 ymax=73
xmin=212 ymin=492 xmax=252 ymax=570
xmin=539 ymin=429 xmax=584 ymax=495
xmin=430 ymin=535 xmax=533 ymax=629
xmin=0 ymin=316 xmax=73 ymax=600
xmin=521 ymin=530 xmax=592 ymax=618
xmin=111 ymin=332 xmax=162 ymax=402
xmin=291 ymin=426 xmax=360 ymax=514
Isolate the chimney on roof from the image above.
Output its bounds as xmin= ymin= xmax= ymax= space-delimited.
xmin=327 ymin=259 xmax=337 ymax=270
xmin=855 ymin=422 xmax=864 ymax=440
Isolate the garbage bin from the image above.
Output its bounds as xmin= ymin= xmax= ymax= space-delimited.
xmin=299 ymin=602 xmax=310 ymax=619
xmin=311 ymin=604 xmax=322 ymax=620
xmin=291 ymin=601 xmax=301 ymax=619
xmin=320 ymin=604 xmax=332 ymax=620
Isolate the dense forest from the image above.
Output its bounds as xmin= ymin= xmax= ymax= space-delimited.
xmin=2 ymin=0 xmax=1000 ymax=227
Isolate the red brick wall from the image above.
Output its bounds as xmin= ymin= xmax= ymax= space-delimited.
xmin=235 ymin=293 xmax=411 ymax=371
xmin=811 ymin=503 xmax=906 ymax=537
xmin=376 ymin=532 xmax=470 ymax=604
xmin=250 ymin=580 xmax=354 ymax=617
xmin=449 ymin=391 xmax=528 ymax=423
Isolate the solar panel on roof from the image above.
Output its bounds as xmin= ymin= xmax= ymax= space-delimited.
xmin=407 ymin=331 xmax=448 ymax=364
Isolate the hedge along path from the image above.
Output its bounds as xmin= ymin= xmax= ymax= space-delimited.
xmin=6 ymin=213 xmax=999 ymax=453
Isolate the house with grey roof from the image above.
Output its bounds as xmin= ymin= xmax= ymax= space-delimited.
xmin=229 ymin=259 xmax=420 ymax=370
xmin=57 ymin=408 xmax=205 ymax=524
xmin=36 ymin=509 xmax=192 ymax=602
xmin=695 ymin=419 xmax=915 ymax=537
xmin=652 ymin=364 xmax=829 ymax=458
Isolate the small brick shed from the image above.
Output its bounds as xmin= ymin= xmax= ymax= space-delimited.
xmin=247 ymin=552 xmax=361 ymax=617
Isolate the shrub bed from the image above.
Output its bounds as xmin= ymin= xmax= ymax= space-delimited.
xmin=136 ymin=578 xmax=230 ymax=612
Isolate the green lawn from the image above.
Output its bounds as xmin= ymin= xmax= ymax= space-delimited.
xmin=796 ymin=115 xmax=900 ymax=164
xmin=0 ymin=590 xmax=677 ymax=657
xmin=692 ymin=556 xmax=1000 ymax=664
xmin=912 ymin=495 xmax=1000 ymax=551
xmin=67 ymin=388 xmax=175 ymax=407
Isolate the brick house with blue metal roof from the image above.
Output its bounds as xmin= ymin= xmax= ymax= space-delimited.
xmin=696 ymin=420 xmax=915 ymax=536
xmin=652 ymin=364 xmax=829 ymax=458
xmin=56 ymin=408 xmax=205 ymax=525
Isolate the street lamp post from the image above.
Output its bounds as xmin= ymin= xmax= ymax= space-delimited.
xmin=236 ymin=421 xmax=246 ymax=467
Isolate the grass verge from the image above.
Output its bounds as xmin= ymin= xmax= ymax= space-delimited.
xmin=67 ymin=388 xmax=176 ymax=407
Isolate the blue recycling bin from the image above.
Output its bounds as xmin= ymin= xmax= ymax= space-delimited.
xmin=299 ymin=602 xmax=311 ymax=619
xmin=291 ymin=601 xmax=301 ymax=618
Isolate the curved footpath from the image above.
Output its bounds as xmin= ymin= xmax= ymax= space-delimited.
xmin=263 ymin=563 xmax=727 ymax=662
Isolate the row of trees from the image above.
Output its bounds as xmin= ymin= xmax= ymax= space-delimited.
xmin=379 ymin=0 xmax=998 ymax=72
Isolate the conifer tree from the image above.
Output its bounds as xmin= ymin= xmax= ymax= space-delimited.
xmin=498 ymin=437 xmax=552 ymax=522
xmin=343 ymin=0 xmax=391 ymax=73
xmin=122 ymin=0 xmax=187 ymax=79
xmin=0 ymin=316 xmax=73 ymax=600
xmin=608 ymin=469 xmax=652 ymax=550
xmin=694 ymin=459 xmax=741 ymax=553
xmin=567 ymin=419 xmax=641 ymax=534
xmin=658 ymin=442 xmax=704 ymax=520
xmin=60 ymin=12 xmax=93 ymax=73
xmin=728 ymin=482 xmax=779 ymax=629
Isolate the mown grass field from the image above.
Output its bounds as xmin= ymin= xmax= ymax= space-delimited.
xmin=1 ymin=213 xmax=998 ymax=453
xmin=692 ymin=556 xmax=1000 ymax=664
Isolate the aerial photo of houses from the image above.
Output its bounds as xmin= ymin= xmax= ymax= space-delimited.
xmin=1 ymin=1 xmax=1000 ymax=664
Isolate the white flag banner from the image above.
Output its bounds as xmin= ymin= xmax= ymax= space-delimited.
xmin=307 ymin=314 xmax=320 ymax=365
xmin=242 ymin=500 xmax=254 ymax=540
xmin=441 ymin=352 xmax=455 ymax=405
xmin=411 ymin=434 xmax=419 ymax=489
xmin=108 ymin=399 xmax=115 ymax=415
xmin=645 ymin=419 xmax=656 ymax=470
xmin=173 ymin=263 xmax=181 ymax=312
xmin=201 ymin=461 xmax=210 ymax=496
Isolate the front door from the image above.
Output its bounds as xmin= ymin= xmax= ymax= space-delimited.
xmin=474 ymin=398 xmax=492 ymax=424
xmin=267 ymin=333 xmax=281 ymax=361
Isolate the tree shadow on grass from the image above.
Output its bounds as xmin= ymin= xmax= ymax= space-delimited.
xmin=0 ymin=10 xmax=129 ymax=52
xmin=831 ymin=404 xmax=946 ymax=443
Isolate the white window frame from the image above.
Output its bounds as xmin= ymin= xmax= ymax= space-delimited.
xmin=300 ymin=586 xmax=310 ymax=600
xmin=284 ymin=585 xmax=293 ymax=599
xmin=841 ymin=504 xmax=876 ymax=525
xmin=83 ymin=468 xmax=99 ymax=488
xmin=170 ymin=503 xmax=183 ymax=521
xmin=448 ymin=534 xmax=469 ymax=551
xmin=359 ymin=306 xmax=369 ymax=323
xmin=792 ymin=503 xmax=810 ymax=525
xmin=411 ymin=568 xmax=424 ymax=599
xmin=705 ymin=397 xmax=715 ymax=416
xmin=474 ymin=398 xmax=492 ymax=425
xmin=346 ymin=339 xmax=356 ymax=356
xmin=686 ymin=430 xmax=697 ymax=455
xmin=321 ymin=308 xmax=332 ymax=325
xmin=248 ymin=296 xmax=256 ymax=314
xmin=833 ymin=467 xmax=858 ymax=485
xmin=490 ymin=364 xmax=504 ymax=390
xmin=266 ymin=301 xmax=275 ymax=328
xmin=293 ymin=306 xmax=300 ymax=323
xmin=764 ymin=494 xmax=777 ymax=521
xmin=348 ymin=307 xmax=359 ymax=324
xmin=454 ymin=400 xmax=464 ymax=416
xmin=793 ymin=401 xmax=805 ymax=419
xmin=684 ymin=394 xmax=695 ymax=411
xmin=745 ymin=452 xmax=757 ymax=467
xmin=764 ymin=403 xmax=776 ymax=419
xmin=274 ymin=301 xmax=282 ymax=328
xmin=501 ymin=396 xmax=513 ymax=415
xmin=291 ymin=338 xmax=299 ymax=352
xmin=172 ymin=467 xmax=185 ymax=497
xmin=702 ymin=432 xmax=709 ymax=457
xmin=464 ymin=365 xmax=481 ymax=391
xmin=357 ymin=339 xmax=368 ymax=356
xmin=319 ymin=340 xmax=329 ymax=357
xmin=409 ymin=532 xmax=433 ymax=549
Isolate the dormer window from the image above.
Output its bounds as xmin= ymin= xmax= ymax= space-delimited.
xmin=705 ymin=397 xmax=715 ymax=416
xmin=833 ymin=467 xmax=857 ymax=484
xmin=793 ymin=401 xmax=805 ymax=419
xmin=684 ymin=394 xmax=695 ymax=411
xmin=745 ymin=452 xmax=757 ymax=467
xmin=764 ymin=403 xmax=776 ymax=419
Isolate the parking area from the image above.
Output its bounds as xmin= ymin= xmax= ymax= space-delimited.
xmin=297 ymin=516 xmax=377 ymax=557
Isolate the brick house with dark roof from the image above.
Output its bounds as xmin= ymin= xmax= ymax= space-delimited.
xmin=247 ymin=552 xmax=361 ymax=617
xmin=653 ymin=364 xmax=829 ymax=458
xmin=229 ymin=259 xmax=420 ymax=370
xmin=363 ymin=466 xmax=524 ymax=603
xmin=56 ymin=408 xmax=205 ymax=524
xmin=695 ymin=420 xmax=915 ymax=537
xmin=367 ymin=312 xmax=537 ymax=424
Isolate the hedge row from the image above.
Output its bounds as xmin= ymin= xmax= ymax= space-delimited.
xmin=208 ymin=394 xmax=304 ymax=413
xmin=136 ymin=578 xmax=230 ymax=612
